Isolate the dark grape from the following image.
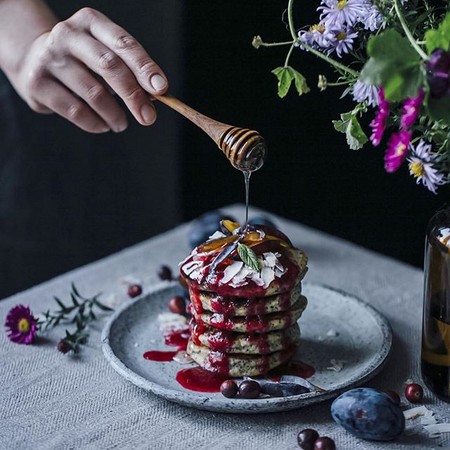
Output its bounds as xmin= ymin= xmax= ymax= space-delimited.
xmin=220 ymin=380 xmax=239 ymax=398
xmin=405 ymin=383 xmax=424 ymax=403
xmin=313 ymin=437 xmax=335 ymax=450
xmin=297 ymin=428 xmax=319 ymax=450
xmin=238 ymin=380 xmax=261 ymax=399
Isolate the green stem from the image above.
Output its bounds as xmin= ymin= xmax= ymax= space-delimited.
xmin=284 ymin=43 xmax=295 ymax=67
xmin=259 ymin=40 xmax=295 ymax=48
xmin=285 ymin=0 xmax=359 ymax=78
xmin=393 ymin=0 xmax=428 ymax=60
xmin=327 ymin=80 xmax=352 ymax=87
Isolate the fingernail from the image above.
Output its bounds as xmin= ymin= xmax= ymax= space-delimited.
xmin=150 ymin=74 xmax=167 ymax=92
xmin=113 ymin=121 xmax=128 ymax=133
xmin=141 ymin=104 xmax=156 ymax=124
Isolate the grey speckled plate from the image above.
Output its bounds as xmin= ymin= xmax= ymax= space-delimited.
xmin=102 ymin=283 xmax=392 ymax=413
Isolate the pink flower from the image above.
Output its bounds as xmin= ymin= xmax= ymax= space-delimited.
xmin=400 ymin=89 xmax=424 ymax=129
xmin=384 ymin=130 xmax=412 ymax=173
xmin=370 ymin=88 xmax=389 ymax=146
xmin=5 ymin=305 xmax=38 ymax=344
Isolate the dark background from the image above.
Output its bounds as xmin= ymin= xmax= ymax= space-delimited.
xmin=0 ymin=1 xmax=448 ymax=298
xmin=181 ymin=1 xmax=449 ymax=266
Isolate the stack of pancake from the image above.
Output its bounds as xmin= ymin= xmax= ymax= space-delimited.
xmin=179 ymin=221 xmax=308 ymax=377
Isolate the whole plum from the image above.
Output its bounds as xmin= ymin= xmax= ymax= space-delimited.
xmin=331 ymin=388 xmax=405 ymax=441
xmin=187 ymin=211 xmax=232 ymax=249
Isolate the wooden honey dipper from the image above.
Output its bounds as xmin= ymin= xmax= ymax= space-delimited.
xmin=156 ymin=94 xmax=267 ymax=172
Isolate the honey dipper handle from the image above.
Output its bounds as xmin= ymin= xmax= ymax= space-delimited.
xmin=155 ymin=94 xmax=233 ymax=145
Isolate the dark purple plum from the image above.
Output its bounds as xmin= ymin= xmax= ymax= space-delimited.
xmin=331 ymin=388 xmax=405 ymax=441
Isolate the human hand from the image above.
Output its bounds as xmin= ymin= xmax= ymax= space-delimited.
xmin=12 ymin=7 xmax=168 ymax=133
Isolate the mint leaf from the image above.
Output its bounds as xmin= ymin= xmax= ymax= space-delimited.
xmin=332 ymin=111 xmax=368 ymax=150
xmin=425 ymin=12 xmax=450 ymax=54
xmin=360 ymin=29 xmax=423 ymax=102
xmin=237 ymin=243 xmax=260 ymax=271
xmin=272 ymin=66 xmax=310 ymax=98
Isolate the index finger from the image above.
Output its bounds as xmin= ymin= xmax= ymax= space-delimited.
xmin=71 ymin=8 xmax=168 ymax=95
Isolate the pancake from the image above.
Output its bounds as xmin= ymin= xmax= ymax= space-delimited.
xmin=187 ymin=340 xmax=297 ymax=377
xmin=191 ymin=302 xmax=305 ymax=333
xmin=191 ymin=322 xmax=300 ymax=354
xmin=188 ymin=285 xmax=305 ymax=316
xmin=180 ymin=221 xmax=308 ymax=299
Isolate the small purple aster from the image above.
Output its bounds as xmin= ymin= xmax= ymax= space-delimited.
xmin=370 ymin=88 xmax=389 ymax=146
xmin=362 ymin=4 xmax=384 ymax=32
xmin=298 ymin=23 xmax=335 ymax=49
xmin=327 ymin=29 xmax=359 ymax=58
xmin=384 ymin=130 xmax=412 ymax=173
xmin=319 ymin=0 xmax=369 ymax=28
xmin=5 ymin=305 xmax=38 ymax=344
xmin=400 ymin=89 xmax=424 ymax=129
xmin=407 ymin=140 xmax=446 ymax=193
xmin=352 ymin=80 xmax=380 ymax=107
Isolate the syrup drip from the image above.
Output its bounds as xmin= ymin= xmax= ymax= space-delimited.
xmin=243 ymin=170 xmax=251 ymax=231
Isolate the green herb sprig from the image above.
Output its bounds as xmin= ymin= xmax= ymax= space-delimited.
xmin=37 ymin=283 xmax=113 ymax=353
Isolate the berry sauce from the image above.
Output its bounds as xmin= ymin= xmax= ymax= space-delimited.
xmin=176 ymin=367 xmax=228 ymax=392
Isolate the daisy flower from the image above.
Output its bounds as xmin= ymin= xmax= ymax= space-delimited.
xmin=327 ymin=29 xmax=359 ymax=58
xmin=408 ymin=140 xmax=446 ymax=193
xmin=352 ymin=80 xmax=379 ymax=107
xmin=5 ymin=305 xmax=38 ymax=344
xmin=298 ymin=23 xmax=335 ymax=49
xmin=384 ymin=130 xmax=411 ymax=173
xmin=319 ymin=0 xmax=369 ymax=28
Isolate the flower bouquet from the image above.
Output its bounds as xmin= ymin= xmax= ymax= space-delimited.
xmin=253 ymin=0 xmax=450 ymax=193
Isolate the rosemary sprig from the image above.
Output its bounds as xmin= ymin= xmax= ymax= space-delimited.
xmin=37 ymin=283 xmax=113 ymax=353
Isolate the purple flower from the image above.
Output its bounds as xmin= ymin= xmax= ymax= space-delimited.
xmin=5 ymin=305 xmax=38 ymax=344
xmin=352 ymin=80 xmax=380 ymax=107
xmin=408 ymin=140 xmax=446 ymax=194
xmin=298 ymin=23 xmax=335 ymax=49
xmin=327 ymin=29 xmax=359 ymax=58
xmin=400 ymin=88 xmax=424 ymax=129
xmin=427 ymin=48 xmax=450 ymax=99
xmin=362 ymin=5 xmax=384 ymax=32
xmin=319 ymin=0 xmax=369 ymax=28
xmin=384 ymin=130 xmax=411 ymax=173
xmin=370 ymin=88 xmax=389 ymax=146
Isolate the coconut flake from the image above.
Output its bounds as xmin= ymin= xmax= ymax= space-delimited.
xmin=221 ymin=261 xmax=244 ymax=284
xmin=327 ymin=359 xmax=346 ymax=372
xmin=182 ymin=260 xmax=203 ymax=276
xmin=260 ymin=266 xmax=275 ymax=288
xmin=326 ymin=329 xmax=339 ymax=337
xmin=424 ymin=423 xmax=450 ymax=438
xmin=208 ymin=230 xmax=226 ymax=240
xmin=158 ymin=312 xmax=188 ymax=332
xmin=403 ymin=405 xmax=431 ymax=420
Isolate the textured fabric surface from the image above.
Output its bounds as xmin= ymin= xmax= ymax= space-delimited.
xmin=1 ymin=204 xmax=449 ymax=450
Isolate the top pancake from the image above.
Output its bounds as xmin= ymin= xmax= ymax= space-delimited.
xmin=180 ymin=223 xmax=308 ymax=298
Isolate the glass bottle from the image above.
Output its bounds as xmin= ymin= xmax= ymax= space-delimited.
xmin=421 ymin=206 xmax=450 ymax=401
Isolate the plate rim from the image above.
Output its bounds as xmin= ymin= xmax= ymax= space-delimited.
xmin=101 ymin=282 xmax=393 ymax=413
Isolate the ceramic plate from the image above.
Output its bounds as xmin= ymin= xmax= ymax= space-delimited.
xmin=102 ymin=283 xmax=392 ymax=413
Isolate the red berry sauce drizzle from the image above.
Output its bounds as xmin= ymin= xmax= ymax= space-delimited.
xmin=143 ymin=319 xmax=315 ymax=393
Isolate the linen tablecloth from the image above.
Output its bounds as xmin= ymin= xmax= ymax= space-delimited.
xmin=1 ymin=204 xmax=449 ymax=450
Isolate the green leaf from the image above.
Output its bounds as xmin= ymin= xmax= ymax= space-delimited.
xmin=360 ymin=29 xmax=423 ymax=102
xmin=71 ymin=293 xmax=79 ymax=306
xmin=93 ymin=299 xmax=114 ymax=312
xmin=237 ymin=243 xmax=261 ymax=271
xmin=425 ymin=12 xmax=450 ymax=54
xmin=332 ymin=111 xmax=368 ymax=150
xmin=428 ymin=95 xmax=450 ymax=126
xmin=53 ymin=296 xmax=66 ymax=311
xmin=271 ymin=66 xmax=310 ymax=98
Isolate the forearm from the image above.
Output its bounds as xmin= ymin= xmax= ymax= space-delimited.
xmin=0 ymin=0 xmax=57 ymax=78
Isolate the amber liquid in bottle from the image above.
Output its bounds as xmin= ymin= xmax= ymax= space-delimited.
xmin=421 ymin=208 xmax=450 ymax=401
